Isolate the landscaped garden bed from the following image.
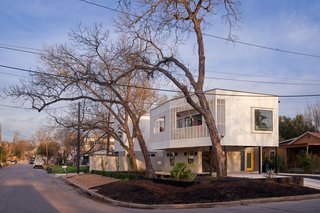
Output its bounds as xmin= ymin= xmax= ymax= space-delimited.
xmin=91 ymin=176 xmax=320 ymax=204
xmin=47 ymin=165 xmax=89 ymax=174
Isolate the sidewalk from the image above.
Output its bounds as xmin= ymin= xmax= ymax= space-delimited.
xmin=279 ymin=173 xmax=320 ymax=190
xmin=60 ymin=173 xmax=120 ymax=189
xmin=228 ymin=172 xmax=320 ymax=190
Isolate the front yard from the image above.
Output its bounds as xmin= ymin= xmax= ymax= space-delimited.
xmin=68 ymin=173 xmax=320 ymax=205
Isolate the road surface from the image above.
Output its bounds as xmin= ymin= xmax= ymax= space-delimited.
xmin=1 ymin=162 xmax=320 ymax=213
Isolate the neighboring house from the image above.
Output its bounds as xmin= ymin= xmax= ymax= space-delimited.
xmin=93 ymin=114 xmax=164 ymax=172
xmin=279 ymin=132 xmax=320 ymax=171
xmin=149 ymin=89 xmax=279 ymax=174
xmin=82 ymin=136 xmax=115 ymax=155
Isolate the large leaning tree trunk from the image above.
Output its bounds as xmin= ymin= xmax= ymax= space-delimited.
xmin=120 ymin=0 xmax=239 ymax=177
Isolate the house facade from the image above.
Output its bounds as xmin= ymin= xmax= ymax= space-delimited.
xmin=279 ymin=132 xmax=320 ymax=171
xmin=149 ymin=89 xmax=279 ymax=174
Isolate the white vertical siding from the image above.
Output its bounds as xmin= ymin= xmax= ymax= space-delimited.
xmin=149 ymin=89 xmax=279 ymax=150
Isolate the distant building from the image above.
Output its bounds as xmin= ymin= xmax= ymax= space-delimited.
xmin=279 ymin=132 xmax=320 ymax=171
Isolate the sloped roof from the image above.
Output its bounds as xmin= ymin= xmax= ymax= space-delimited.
xmin=309 ymin=132 xmax=320 ymax=138
xmin=280 ymin=132 xmax=320 ymax=146
xmin=279 ymin=137 xmax=297 ymax=145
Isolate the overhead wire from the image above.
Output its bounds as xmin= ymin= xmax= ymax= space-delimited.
xmin=0 ymin=63 xmax=319 ymax=87
xmin=79 ymin=0 xmax=320 ymax=58
xmin=2 ymin=45 xmax=318 ymax=83
xmin=0 ymin=45 xmax=40 ymax=55
xmin=0 ymin=63 xmax=320 ymax=98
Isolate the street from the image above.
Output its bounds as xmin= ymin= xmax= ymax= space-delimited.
xmin=1 ymin=162 xmax=320 ymax=213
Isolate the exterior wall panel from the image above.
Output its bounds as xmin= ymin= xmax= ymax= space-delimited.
xmin=149 ymin=89 xmax=279 ymax=150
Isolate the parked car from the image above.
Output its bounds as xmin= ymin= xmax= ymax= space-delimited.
xmin=29 ymin=157 xmax=35 ymax=164
xmin=33 ymin=158 xmax=45 ymax=169
xmin=10 ymin=160 xmax=17 ymax=165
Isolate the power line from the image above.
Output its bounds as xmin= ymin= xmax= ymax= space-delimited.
xmin=79 ymin=0 xmax=320 ymax=59
xmin=1 ymin=63 xmax=320 ymax=98
xmin=0 ymin=45 xmax=40 ymax=55
xmin=0 ymin=43 xmax=40 ymax=51
xmin=204 ymin=70 xmax=319 ymax=83
xmin=194 ymin=75 xmax=320 ymax=86
xmin=1 ymin=46 xmax=318 ymax=83
xmin=0 ymin=71 xmax=25 ymax=77
xmin=0 ymin=46 xmax=318 ymax=84
xmin=1 ymin=63 xmax=319 ymax=87
xmin=0 ymin=103 xmax=33 ymax=110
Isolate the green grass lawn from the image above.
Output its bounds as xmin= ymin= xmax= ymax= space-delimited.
xmin=50 ymin=165 xmax=89 ymax=174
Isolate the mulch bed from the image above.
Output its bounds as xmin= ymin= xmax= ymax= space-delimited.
xmin=91 ymin=177 xmax=320 ymax=204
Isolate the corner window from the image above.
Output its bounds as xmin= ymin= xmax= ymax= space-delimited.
xmin=254 ymin=109 xmax=273 ymax=131
xmin=154 ymin=117 xmax=165 ymax=134
xmin=176 ymin=109 xmax=202 ymax=128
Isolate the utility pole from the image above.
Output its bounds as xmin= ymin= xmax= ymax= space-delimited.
xmin=46 ymin=141 xmax=48 ymax=165
xmin=77 ymin=102 xmax=81 ymax=174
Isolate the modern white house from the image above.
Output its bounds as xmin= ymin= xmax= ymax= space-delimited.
xmin=149 ymin=89 xmax=279 ymax=174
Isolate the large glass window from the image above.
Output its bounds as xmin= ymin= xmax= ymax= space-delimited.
xmin=185 ymin=117 xmax=192 ymax=127
xmin=176 ymin=110 xmax=202 ymax=128
xmin=192 ymin=114 xmax=202 ymax=126
xmin=254 ymin=109 xmax=273 ymax=131
xmin=154 ymin=117 xmax=165 ymax=133
xmin=217 ymin=99 xmax=225 ymax=135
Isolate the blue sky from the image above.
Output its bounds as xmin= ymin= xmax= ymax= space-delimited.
xmin=0 ymin=0 xmax=319 ymax=140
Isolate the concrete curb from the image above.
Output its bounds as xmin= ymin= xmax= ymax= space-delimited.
xmin=61 ymin=177 xmax=320 ymax=209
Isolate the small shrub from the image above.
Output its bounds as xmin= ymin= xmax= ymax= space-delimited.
xmin=170 ymin=162 xmax=196 ymax=181
xmin=264 ymin=169 xmax=276 ymax=178
xmin=298 ymin=154 xmax=320 ymax=173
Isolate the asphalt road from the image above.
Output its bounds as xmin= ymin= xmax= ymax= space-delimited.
xmin=1 ymin=162 xmax=320 ymax=213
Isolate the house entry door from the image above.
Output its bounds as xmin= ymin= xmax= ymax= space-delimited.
xmin=202 ymin=151 xmax=216 ymax=173
xmin=246 ymin=151 xmax=254 ymax=172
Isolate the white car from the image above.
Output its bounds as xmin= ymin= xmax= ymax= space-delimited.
xmin=33 ymin=158 xmax=45 ymax=169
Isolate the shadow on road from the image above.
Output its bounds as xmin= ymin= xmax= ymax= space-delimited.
xmin=0 ymin=184 xmax=59 ymax=213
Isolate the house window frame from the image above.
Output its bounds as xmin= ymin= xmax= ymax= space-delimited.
xmin=154 ymin=116 xmax=165 ymax=134
xmin=252 ymin=108 xmax=274 ymax=133
xmin=176 ymin=110 xmax=203 ymax=129
xmin=217 ymin=99 xmax=225 ymax=136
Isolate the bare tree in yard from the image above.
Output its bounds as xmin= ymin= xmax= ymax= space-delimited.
xmin=6 ymin=25 xmax=161 ymax=177
xmin=119 ymin=0 xmax=239 ymax=177
xmin=305 ymin=101 xmax=320 ymax=132
xmin=52 ymin=101 xmax=142 ymax=171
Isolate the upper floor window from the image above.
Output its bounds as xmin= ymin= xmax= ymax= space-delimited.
xmin=217 ymin=99 xmax=225 ymax=135
xmin=154 ymin=116 xmax=165 ymax=133
xmin=254 ymin=109 xmax=273 ymax=131
xmin=176 ymin=110 xmax=202 ymax=128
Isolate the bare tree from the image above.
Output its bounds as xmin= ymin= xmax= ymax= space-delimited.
xmin=305 ymin=101 xmax=320 ymax=132
xmin=6 ymin=25 xmax=162 ymax=177
xmin=118 ymin=0 xmax=239 ymax=177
